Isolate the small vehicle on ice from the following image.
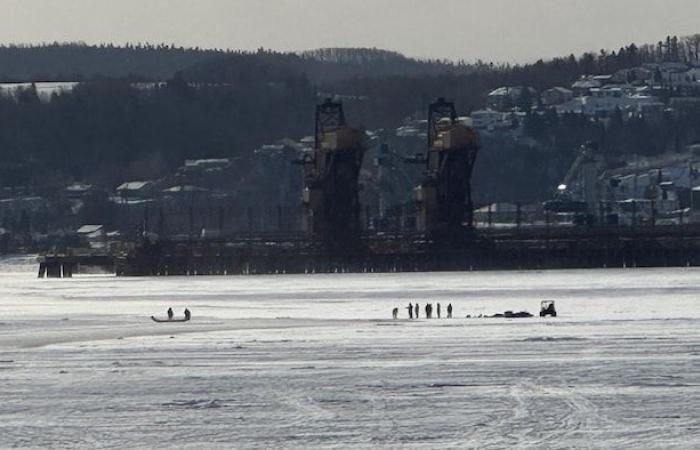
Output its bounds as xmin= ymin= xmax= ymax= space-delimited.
xmin=540 ymin=300 xmax=557 ymax=317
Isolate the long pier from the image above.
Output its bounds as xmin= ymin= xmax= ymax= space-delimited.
xmin=36 ymin=224 xmax=700 ymax=277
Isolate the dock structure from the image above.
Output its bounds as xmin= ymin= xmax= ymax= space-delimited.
xmin=37 ymin=254 xmax=115 ymax=278
xmin=100 ymin=224 xmax=700 ymax=276
xmin=35 ymin=224 xmax=700 ymax=277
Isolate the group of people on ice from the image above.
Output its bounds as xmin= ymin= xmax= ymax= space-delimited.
xmin=392 ymin=302 xmax=453 ymax=319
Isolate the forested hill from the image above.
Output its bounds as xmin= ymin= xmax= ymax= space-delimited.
xmin=0 ymin=43 xmax=473 ymax=82
xmin=0 ymin=43 xmax=223 ymax=81
xmin=298 ymin=47 xmax=473 ymax=79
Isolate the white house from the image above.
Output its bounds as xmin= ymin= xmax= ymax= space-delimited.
xmin=116 ymin=181 xmax=155 ymax=199
xmin=486 ymin=86 xmax=535 ymax=111
xmin=541 ymin=87 xmax=574 ymax=106
xmin=557 ymin=88 xmax=659 ymax=118
xmin=469 ymin=109 xmax=508 ymax=131
xmin=181 ymin=158 xmax=232 ymax=172
xmin=76 ymin=224 xmax=105 ymax=249
xmin=572 ymin=77 xmax=602 ymax=96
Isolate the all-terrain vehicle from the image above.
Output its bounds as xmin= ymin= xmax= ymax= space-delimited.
xmin=539 ymin=300 xmax=557 ymax=317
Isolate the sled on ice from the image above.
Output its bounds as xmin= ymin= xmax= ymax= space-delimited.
xmin=151 ymin=316 xmax=190 ymax=323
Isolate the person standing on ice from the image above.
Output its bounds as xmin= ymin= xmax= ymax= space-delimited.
xmin=425 ymin=303 xmax=431 ymax=319
xmin=167 ymin=307 xmax=174 ymax=320
xmin=184 ymin=308 xmax=191 ymax=321
xmin=447 ymin=303 xmax=453 ymax=318
xmin=407 ymin=303 xmax=413 ymax=319
xmin=414 ymin=303 xmax=419 ymax=319
xmin=437 ymin=303 xmax=441 ymax=319
xmin=392 ymin=307 xmax=398 ymax=319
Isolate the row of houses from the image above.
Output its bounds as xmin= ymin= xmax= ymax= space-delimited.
xmin=484 ymin=83 xmax=663 ymax=122
xmin=579 ymin=147 xmax=700 ymax=226
xmin=479 ymin=62 xmax=700 ymax=127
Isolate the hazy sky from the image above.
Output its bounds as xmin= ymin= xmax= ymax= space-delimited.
xmin=2 ymin=0 xmax=700 ymax=63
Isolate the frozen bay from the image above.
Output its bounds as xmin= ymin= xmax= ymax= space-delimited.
xmin=1 ymin=260 xmax=699 ymax=448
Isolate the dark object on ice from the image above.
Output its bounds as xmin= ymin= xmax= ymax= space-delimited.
xmin=492 ymin=310 xmax=533 ymax=318
xmin=184 ymin=308 xmax=191 ymax=320
xmin=539 ymin=301 xmax=557 ymax=317
xmin=505 ymin=311 xmax=533 ymax=318
xmin=167 ymin=307 xmax=174 ymax=319
xmin=407 ymin=302 xmax=413 ymax=319
xmin=437 ymin=303 xmax=441 ymax=318
xmin=151 ymin=315 xmax=190 ymax=323
xmin=392 ymin=307 xmax=398 ymax=319
xmin=414 ymin=303 xmax=419 ymax=318
xmin=425 ymin=303 xmax=432 ymax=319
xmin=447 ymin=303 xmax=453 ymax=318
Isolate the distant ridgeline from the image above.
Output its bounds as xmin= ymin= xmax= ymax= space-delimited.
xmin=0 ymin=43 xmax=473 ymax=83
xmin=0 ymin=36 xmax=699 ymax=206
xmin=3 ymin=38 xmax=697 ymax=84
xmin=0 ymin=43 xmax=221 ymax=81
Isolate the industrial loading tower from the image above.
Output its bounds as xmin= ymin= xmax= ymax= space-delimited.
xmin=300 ymin=99 xmax=366 ymax=251
xmin=413 ymin=98 xmax=479 ymax=236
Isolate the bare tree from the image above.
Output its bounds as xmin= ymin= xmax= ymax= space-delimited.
xmin=684 ymin=34 xmax=700 ymax=64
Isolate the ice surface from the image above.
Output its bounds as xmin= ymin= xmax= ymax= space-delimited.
xmin=1 ymin=259 xmax=700 ymax=448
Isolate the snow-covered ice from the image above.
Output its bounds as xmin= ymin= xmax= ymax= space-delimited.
xmin=1 ymin=259 xmax=700 ymax=448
